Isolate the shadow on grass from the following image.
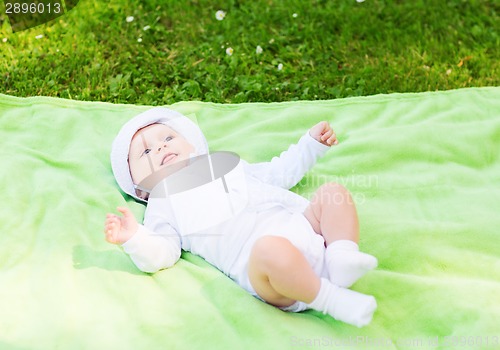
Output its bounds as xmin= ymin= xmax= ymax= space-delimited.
xmin=72 ymin=244 xmax=146 ymax=276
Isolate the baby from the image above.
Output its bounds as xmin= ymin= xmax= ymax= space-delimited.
xmin=104 ymin=108 xmax=378 ymax=328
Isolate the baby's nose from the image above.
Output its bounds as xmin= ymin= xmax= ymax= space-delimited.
xmin=157 ymin=143 xmax=167 ymax=152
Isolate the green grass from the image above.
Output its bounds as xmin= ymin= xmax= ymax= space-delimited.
xmin=0 ymin=0 xmax=498 ymax=104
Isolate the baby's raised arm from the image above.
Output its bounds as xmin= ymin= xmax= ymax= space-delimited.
xmin=309 ymin=121 xmax=338 ymax=147
xmin=244 ymin=121 xmax=334 ymax=189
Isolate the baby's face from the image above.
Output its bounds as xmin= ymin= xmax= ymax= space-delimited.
xmin=128 ymin=123 xmax=195 ymax=186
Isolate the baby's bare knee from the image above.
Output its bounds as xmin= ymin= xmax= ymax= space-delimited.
xmin=315 ymin=182 xmax=351 ymax=205
xmin=320 ymin=182 xmax=348 ymax=193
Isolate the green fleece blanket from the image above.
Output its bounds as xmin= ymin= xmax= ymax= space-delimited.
xmin=0 ymin=88 xmax=499 ymax=350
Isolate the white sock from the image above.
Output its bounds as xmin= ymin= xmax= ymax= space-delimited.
xmin=325 ymin=240 xmax=378 ymax=288
xmin=307 ymin=278 xmax=377 ymax=328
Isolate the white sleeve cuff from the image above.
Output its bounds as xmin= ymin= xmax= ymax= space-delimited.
xmin=121 ymin=224 xmax=181 ymax=273
xmin=121 ymin=224 xmax=149 ymax=252
xmin=303 ymin=131 xmax=331 ymax=155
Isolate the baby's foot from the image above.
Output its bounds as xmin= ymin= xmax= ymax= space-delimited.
xmin=325 ymin=240 xmax=378 ymax=288
xmin=307 ymin=278 xmax=377 ymax=328
xmin=331 ymin=285 xmax=377 ymax=328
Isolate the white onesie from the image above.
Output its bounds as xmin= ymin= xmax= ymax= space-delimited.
xmin=122 ymin=132 xmax=330 ymax=310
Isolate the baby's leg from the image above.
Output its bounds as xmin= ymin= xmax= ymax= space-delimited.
xmin=248 ymin=235 xmax=320 ymax=307
xmin=303 ymin=182 xmax=377 ymax=288
xmin=248 ymin=235 xmax=376 ymax=327
xmin=303 ymin=182 xmax=359 ymax=244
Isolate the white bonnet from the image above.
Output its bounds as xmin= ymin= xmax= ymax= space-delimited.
xmin=110 ymin=107 xmax=208 ymax=202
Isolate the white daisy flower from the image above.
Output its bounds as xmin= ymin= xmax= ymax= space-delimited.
xmin=292 ymin=13 xmax=298 ymax=18
xmin=356 ymin=0 xmax=366 ymax=2
xmin=277 ymin=63 xmax=283 ymax=71
xmin=126 ymin=16 xmax=134 ymax=23
xmin=2 ymin=38 xmax=7 ymax=43
xmin=226 ymin=47 xmax=234 ymax=56
xmin=215 ymin=10 xmax=226 ymax=21
xmin=138 ymin=38 xmax=143 ymax=43
xmin=256 ymin=45 xmax=263 ymax=54
xmin=143 ymin=25 xmax=151 ymax=31
xmin=35 ymin=34 xmax=43 ymax=39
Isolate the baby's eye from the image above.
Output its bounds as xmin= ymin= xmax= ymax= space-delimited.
xmin=141 ymin=148 xmax=151 ymax=156
xmin=165 ymin=136 xmax=173 ymax=142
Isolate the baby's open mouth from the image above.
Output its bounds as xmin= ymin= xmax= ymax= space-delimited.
xmin=161 ymin=153 xmax=178 ymax=165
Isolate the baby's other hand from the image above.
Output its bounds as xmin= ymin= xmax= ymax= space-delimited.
xmin=104 ymin=207 xmax=138 ymax=245
xmin=309 ymin=121 xmax=338 ymax=146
